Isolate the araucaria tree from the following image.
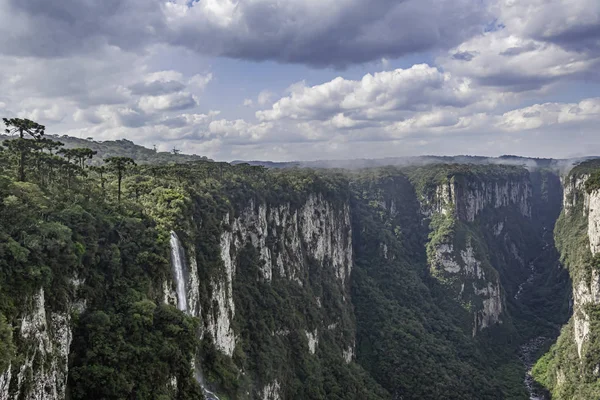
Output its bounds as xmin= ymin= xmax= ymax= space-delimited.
xmin=2 ymin=118 xmax=45 ymax=181
xmin=105 ymin=156 xmax=136 ymax=203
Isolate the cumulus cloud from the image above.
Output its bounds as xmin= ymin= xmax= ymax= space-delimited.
xmin=498 ymin=98 xmax=600 ymax=131
xmin=257 ymin=64 xmax=481 ymax=125
xmin=0 ymin=0 xmax=598 ymax=161
xmin=0 ymin=0 xmax=489 ymax=68
xmin=138 ymin=92 xmax=198 ymax=113
xmin=0 ymin=0 xmax=163 ymax=58
xmin=257 ymin=90 xmax=275 ymax=106
xmin=189 ymin=73 xmax=213 ymax=90
xmin=162 ymin=0 xmax=488 ymax=67
xmin=498 ymin=0 xmax=600 ymax=53
xmin=438 ymin=0 xmax=600 ymax=92
xmin=440 ymin=32 xmax=598 ymax=91
xmin=129 ymin=80 xmax=187 ymax=96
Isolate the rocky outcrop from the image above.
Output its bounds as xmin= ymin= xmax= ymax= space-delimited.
xmin=563 ymin=174 xmax=590 ymax=215
xmin=431 ymin=240 xmax=504 ymax=333
xmin=573 ymin=270 xmax=600 ymax=358
xmin=305 ymin=329 xmax=318 ymax=355
xmin=423 ymin=173 xmax=532 ymax=334
xmin=260 ymin=380 xmax=281 ymax=400
xmin=1 ymin=287 xmax=78 ymax=400
xmin=426 ymin=176 xmax=531 ymax=221
xmin=201 ymin=194 xmax=353 ymax=358
xmin=572 ymin=186 xmax=600 ymax=358
xmin=588 ymin=189 xmax=600 ymax=255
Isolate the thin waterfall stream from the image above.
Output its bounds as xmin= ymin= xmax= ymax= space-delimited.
xmin=170 ymin=232 xmax=188 ymax=313
xmin=170 ymin=231 xmax=221 ymax=400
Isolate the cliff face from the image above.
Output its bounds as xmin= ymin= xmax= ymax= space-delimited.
xmin=2 ymin=162 xmax=571 ymax=400
xmin=206 ymin=194 xmax=353 ymax=359
xmin=429 ymin=176 xmax=532 ymax=222
xmin=532 ymin=162 xmax=600 ymax=399
xmin=163 ymin=190 xmax=358 ymax=399
xmin=0 ymin=282 xmax=85 ymax=400
xmin=571 ymin=186 xmax=600 ymax=359
xmin=417 ymin=169 xmax=534 ymax=334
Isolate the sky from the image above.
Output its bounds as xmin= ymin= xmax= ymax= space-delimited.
xmin=0 ymin=0 xmax=599 ymax=161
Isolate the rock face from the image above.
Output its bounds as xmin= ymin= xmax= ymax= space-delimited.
xmin=194 ymin=194 xmax=353 ymax=359
xmin=422 ymin=173 xmax=533 ymax=334
xmin=428 ymin=176 xmax=532 ymax=221
xmin=572 ymin=186 xmax=600 ymax=358
xmin=588 ymin=189 xmax=600 ymax=255
xmin=260 ymin=380 xmax=281 ymax=400
xmin=563 ymin=174 xmax=590 ymax=215
xmin=0 ymin=286 xmax=80 ymax=400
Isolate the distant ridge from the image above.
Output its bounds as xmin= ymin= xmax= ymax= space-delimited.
xmin=0 ymin=134 xmax=212 ymax=165
xmin=232 ymin=154 xmax=600 ymax=171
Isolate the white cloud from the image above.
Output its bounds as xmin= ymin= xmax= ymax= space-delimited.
xmin=189 ymin=73 xmax=213 ymax=90
xmin=257 ymin=90 xmax=275 ymax=106
xmin=0 ymin=0 xmax=598 ymax=161
xmin=257 ymin=65 xmax=482 ymax=125
xmin=498 ymin=0 xmax=600 ymax=51
xmin=440 ymin=31 xmax=598 ymax=91
xmin=138 ymin=92 xmax=198 ymax=113
xmin=498 ymin=98 xmax=600 ymax=131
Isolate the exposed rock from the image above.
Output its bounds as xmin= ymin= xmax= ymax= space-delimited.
xmin=343 ymin=343 xmax=355 ymax=363
xmin=0 ymin=365 xmax=11 ymax=400
xmin=588 ymin=189 xmax=600 ymax=255
xmin=493 ymin=221 xmax=504 ymax=236
xmin=187 ymin=253 xmax=201 ymax=318
xmin=261 ymin=380 xmax=281 ymax=400
xmin=570 ymin=186 xmax=600 ymax=359
xmin=573 ymin=270 xmax=600 ymax=358
xmin=473 ymin=280 xmax=503 ymax=335
xmin=432 ymin=243 xmax=461 ymax=273
xmin=205 ymin=194 xmax=353 ymax=357
xmin=4 ymin=288 xmax=73 ymax=400
xmin=305 ymin=329 xmax=318 ymax=355
xmin=461 ymin=244 xmax=485 ymax=280
xmin=563 ymin=174 xmax=590 ymax=215
xmin=425 ymin=176 xmax=531 ymax=221
xmin=424 ymin=174 xmax=522 ymax=335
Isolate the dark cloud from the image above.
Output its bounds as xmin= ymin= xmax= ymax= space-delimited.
xmin=522 ymin=110 xmax=541 ymax=118
xmin=0 ymin=0 xmax=488 ymax=67
xmin=542 ymin=24 xmax=600 ymax=54
xmin=129 ymin=80 xmax=187 ymax=96
xmin=452 ymin=51 xmax=477 ymax=61
xmin=0 ymin=0 xmax=163 ymax=58
xmin=157 ymin=116 xmax=189 ymax=128
xmin=476 ymin=75 xmax=554 ymax=92
xmin=166 ymin=0 xmax=489 ymax=68
xmin=500 ymin=42 xmax=539 ymax=56
xmin=500 ymin=0 xmax=600 ymax=56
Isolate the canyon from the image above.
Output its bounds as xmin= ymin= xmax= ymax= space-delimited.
xmin=1 ymin=157 xmax=600 ymax=399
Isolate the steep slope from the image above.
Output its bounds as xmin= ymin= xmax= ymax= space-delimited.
xmin=0 ymin=154 xmax=573 ymax=400
xmin=533 ymin=160 xmax=600 ymax=399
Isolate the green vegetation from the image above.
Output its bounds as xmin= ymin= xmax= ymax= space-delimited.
xmin=0 ymin=119 xmax=579 ymax=399
xmin=0 ymin=119 xmax=203 ymax=399
xmin=532 ymin=160 xmax=600 ymax=399
xmin=0 ymin=134 xmax=211 ymax=165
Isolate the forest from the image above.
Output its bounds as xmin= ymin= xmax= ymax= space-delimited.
xmin=0 ymin=117 xmax=594 ymax=400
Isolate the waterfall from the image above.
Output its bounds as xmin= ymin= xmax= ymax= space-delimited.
xmin=170 ymin=231 xmax=187 ymax=312
xmin=170 ymin=231 xmax=221 ymax=400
